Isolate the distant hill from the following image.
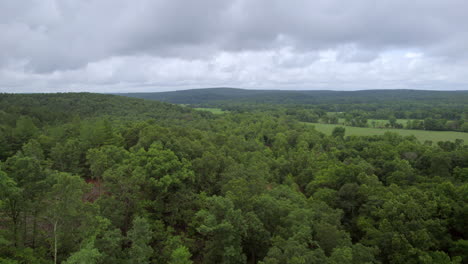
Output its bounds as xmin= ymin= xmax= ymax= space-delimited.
xmin=118 ymin=87 xmax=326 ymax=104
xmin=0 ymin=93 xmax=206 ymax=126
xmin=117 ymin=87 xmax=468 ymax=106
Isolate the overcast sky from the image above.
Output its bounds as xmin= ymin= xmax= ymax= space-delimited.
xmin=1 ymin=0 xmax=468 ymax=93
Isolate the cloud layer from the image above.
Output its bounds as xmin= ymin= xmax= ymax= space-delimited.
xmin=1 ymin=0 xmax=468 ymax=92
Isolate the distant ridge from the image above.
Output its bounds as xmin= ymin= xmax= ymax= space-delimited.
xmin=117 ymin=87 xmax=468 ymax=105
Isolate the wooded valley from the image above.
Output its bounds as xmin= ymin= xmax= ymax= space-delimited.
xmin=0 ymin=92 xmax=467 ymax=263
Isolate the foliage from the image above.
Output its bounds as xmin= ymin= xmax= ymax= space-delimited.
xmin=0 ymin=92 xmax=466 ymax=263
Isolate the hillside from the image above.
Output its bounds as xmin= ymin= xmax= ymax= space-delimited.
xmin=0 ymin=93 xmax=208 ymax=126
xmin=118 ymin=87 xmax=468 ymax=106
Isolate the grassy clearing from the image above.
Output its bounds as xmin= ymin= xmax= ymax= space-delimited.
xmin=305 ymin=123 xmax=468 ymax=143
xmin=193 ymin=107 xmax=227 ymax=114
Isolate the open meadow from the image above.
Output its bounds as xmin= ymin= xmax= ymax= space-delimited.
xmin=306 ymin=122 xmax=468 ymax=143
xmin=193 ymin=107 xmax=227 ymax=114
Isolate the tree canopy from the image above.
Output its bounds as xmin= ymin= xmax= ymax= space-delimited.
xmin=0 ymin=92 xmax=466 ymax=263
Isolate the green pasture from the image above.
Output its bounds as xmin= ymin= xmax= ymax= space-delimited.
xmin=306 ymin=123 xmax=468 ymax=143
xmin=193 ymin=107 xmax=227 ymax=114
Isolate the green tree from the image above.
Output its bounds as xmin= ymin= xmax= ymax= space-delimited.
xmin=332 ymin=127 xmax=346 ymax=139
xmin=2 ymin=154 xmax=48 ymax=248
xmin=21 ymin=139 xmax=45 ymax=161
xmin=87 ymin=145 xmax=128 ymax=194
xmin=50 ymin=139 xmax=83 ymax=174
xmin=196 ymin=196 xmax=247 ymax=264
xmin=389 ymin=116 xmax=397 ymax=128
xmin=0 ymin=167 xmax=20 ymax=249
xmin=169 ymin=246 xmax=193 ymax=264
xmin=63 ymin=240 xmax=102 ymax=264
xmin=44 ymin=172 xmax=91 ymax=264
xmin=127 ymin=216 xmax=153 ymax=264
xmin=12 ymin=116 xmax=39 ymax=150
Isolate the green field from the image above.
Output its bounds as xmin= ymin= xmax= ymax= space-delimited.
xmin=193 ymin=107 xmax=227 ymax=114
xmin=306 ymin=123 xmax=468 ymax=143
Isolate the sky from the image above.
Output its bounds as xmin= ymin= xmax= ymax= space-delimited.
xmin=1 ymin=0 xmax=468 ymax=93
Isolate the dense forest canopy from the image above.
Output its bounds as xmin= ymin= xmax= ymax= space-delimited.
xmin=119 ymin=88 xmax=468 ymax=116
xmin=0 ymin=92 xmax=467 ymax=263
xmin=120 ymin=88 xmax=468 ymax=132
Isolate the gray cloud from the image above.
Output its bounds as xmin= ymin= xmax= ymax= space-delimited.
xmin=0 ymin=0 xmax=467 ymax=92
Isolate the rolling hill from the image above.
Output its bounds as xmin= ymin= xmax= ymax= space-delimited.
xmin=117 ymin=87 xmax=468 ymax=106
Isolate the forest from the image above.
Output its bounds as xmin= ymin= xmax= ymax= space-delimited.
xmin=122 ymin=88 xmax=468 ymax=132
xmin=0 ymin=92 xmax=467 ymax=264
